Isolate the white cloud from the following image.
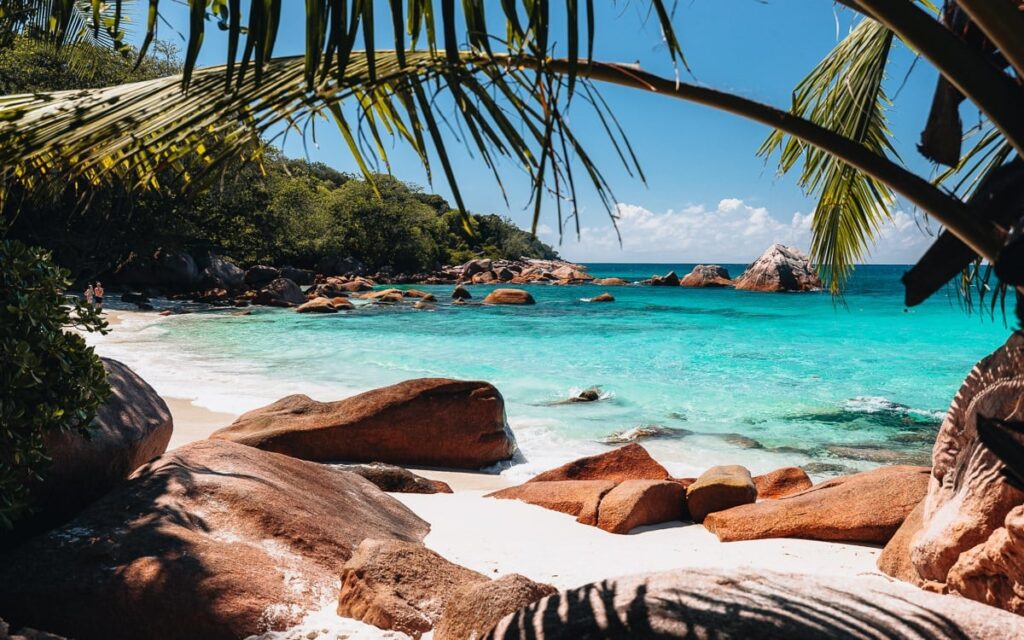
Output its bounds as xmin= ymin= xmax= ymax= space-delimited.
xmin=542 ymin=198 xmax=935 ymax=264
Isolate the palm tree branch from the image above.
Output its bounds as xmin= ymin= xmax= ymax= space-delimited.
xmin=0 ymin=52 xmax=1005 ymax=266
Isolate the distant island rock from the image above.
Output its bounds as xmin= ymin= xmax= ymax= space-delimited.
xmin=680 ymin=265 xmax=733 ymax=288
xmin=735 ymin=244 xmax=823 ymax=292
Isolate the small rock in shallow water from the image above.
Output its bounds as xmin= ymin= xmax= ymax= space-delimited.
xmin=825 ymin=444 xmax=931 ymax=466
xmin=601 ymin=424 xmax=692 ymax=445
xmin=802 ymin=462 xmax=852 ymax=475
xmin=549 ymin=387 xmax=605 ymax=404
xmin=717 ymin=433 xmax=764 ymax=449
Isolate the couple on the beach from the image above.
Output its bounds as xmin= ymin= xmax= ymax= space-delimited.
xmin=84 ymin=282 xmax=105 ymax=309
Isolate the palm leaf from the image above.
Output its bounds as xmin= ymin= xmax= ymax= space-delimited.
xmin=759 ymin=17 xmax=897 ymax=294
xmin=0 ymin=50 xmax=642 ymax=239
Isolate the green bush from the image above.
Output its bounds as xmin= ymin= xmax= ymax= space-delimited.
xmin=0 ymin=238 xmax=110 ymax=529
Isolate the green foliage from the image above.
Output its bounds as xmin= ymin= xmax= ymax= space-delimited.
xmin=179 ymin=159 xmax=559 ymax=273
xmin=0 ymin=34 xmax=179 ymax=94
xmin=0 ymin=237 xmax=110 ymax=529
xmin=760 ymin=18 xmax=897 ymax=294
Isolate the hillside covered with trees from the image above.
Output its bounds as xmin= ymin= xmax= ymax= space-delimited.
xmin=1 ymin=35 xmax=557 ymax=280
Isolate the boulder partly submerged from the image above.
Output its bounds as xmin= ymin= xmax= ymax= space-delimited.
xmin=483 ymin=288 xmax=536 ymax=305
xmin=735 ymin=244 xmax=822 ymax=292
xmin=0 ymin=440 xmax=429 ymax=640
xmin=486 ymin=568 xmax=1024 ymax=639
xmin=210 ymin=378 xmax=517 ymax=469
xmin=680 ymin=264 xmax=733 ymax=287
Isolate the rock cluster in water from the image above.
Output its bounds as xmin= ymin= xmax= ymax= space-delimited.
xmin=106 ymin=242 xmax=832 ymax=313
xmin=735 ymin=243 xmax=823 ymax=292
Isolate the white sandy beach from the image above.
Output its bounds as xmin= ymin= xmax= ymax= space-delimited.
xmin=160 ymin=386 xmax=886 ymax=590
xmin=95 ymin=309 xmax=897 ymax=638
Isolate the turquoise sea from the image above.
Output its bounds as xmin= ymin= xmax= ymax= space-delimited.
xmin=92 ymin=264 xmax=1013 ymax=481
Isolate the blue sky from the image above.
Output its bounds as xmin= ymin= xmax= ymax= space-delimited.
xmin=134 ymin=1 xmax=955 ymax=264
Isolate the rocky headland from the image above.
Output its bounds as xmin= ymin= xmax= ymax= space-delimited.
xmin=103 ymin=242 xmax=827 ymax=314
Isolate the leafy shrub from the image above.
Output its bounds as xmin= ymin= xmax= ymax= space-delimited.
xmin=0 ymin=238 xmax=110 ymax=528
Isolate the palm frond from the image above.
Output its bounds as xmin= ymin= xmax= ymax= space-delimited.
xmin=99 ymin=0 xmax=685 ymax=94
xmin=1 ymin=0 xmax=134 ymax=52
xmin=911 ymin=124 xmax=1019 ymax=314
xmin=759 ymin=17 xmax=896 ymax=294
xmin=0 ymin=51 xmax=643 ymax=239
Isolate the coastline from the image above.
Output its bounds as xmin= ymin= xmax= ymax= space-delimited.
xmin=83 ymin=306 xmax=942 ymax=638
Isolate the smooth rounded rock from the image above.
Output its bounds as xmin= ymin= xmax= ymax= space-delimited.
xmin=486 ymin=568 xmax=1024 ymax=639
xmin=686 ymin=465 xmax=757 ymax=523
xmin=703 ymin=465 xmax=929 ymax=543
xmin=527 ymin=444 xmax=670 ymax=483
xmin=210 ymin=378 xmax=517 ymax=469
xmin=596 ymin=479 xmax=687 ymax=534
xmin=483 ymin=288 xmax=536 ymax=305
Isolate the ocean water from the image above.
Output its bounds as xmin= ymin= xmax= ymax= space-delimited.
xmin=89 ymin=264 xmax=1013 ymax=481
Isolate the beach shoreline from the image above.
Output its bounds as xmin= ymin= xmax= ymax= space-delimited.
xmin=153 ymin=353 xmax=886 ymax=599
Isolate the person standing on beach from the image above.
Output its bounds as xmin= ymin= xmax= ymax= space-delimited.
xmin=93 ymin=281 xmax=105 ymax=310
xmin=84 ymin=283 xmax=95 ymax=306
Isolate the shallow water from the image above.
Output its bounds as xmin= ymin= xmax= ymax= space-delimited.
xmin=91 ymin=264 xmax=1012 ymax=480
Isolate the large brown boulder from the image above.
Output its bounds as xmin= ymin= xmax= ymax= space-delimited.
xmin=686 ymin=465 xmax=757 ymax=523
xmin=434 ymin=574 xmax=557 ymax=640
xmin=946 ymin=504 xmax=1024 ymax=614
xmin=243 ymin=265 xmax=280 ymax=289
xmin=26 ymin=358 xmax=172 ymax=535
xmin=592 ymin=277 xmax=629 ymax=286
xmin=735 ymin=244 xmax=823 ymax=292
xmin=911 ymin=333 xmax=1024 ymax=595
xmin=210 ymin=378 xmax=517 ymax=469
xmin=487 ymin=480 xmax=616 ymax=525
xmin=333 ymin=462 xmax=453 ymax=494
xmin=589 ymin=292 xmax=615 ymax=302
xmin=451 ymin=285 xmax=472 ymax=300
xmin=596 ymin=480 xmax=686 ymax=534
xmin=198 ymin=253 xmax=245 ymax=291
xmin=337 ymin=539 xmax=488 ymax=638
xmin=294 ymin=297 xmax=338 ymax=313
xmin=703 ymin=465 xmax=930 ymax=544
xmin=0 ymin=440 xmax=429 ymax=640
xmin=878 ymin=499 xmax=926 ymax=586
xmin=483 ymin=288 xmax=536 ymax=305
xmin=486 ymin=569 xmax=1024 ymax=639
xmin=527 ymin=444 xmax=670 ymax=483
xmin=753 ymin=467 xmax=813 ymax=499
xmin=253 ymin=277 xmax=305 ymax=307
xmin=551 ymin=265 xmax=593 ymax=282
xmin=649 ymin=270 xmax=680 ymax=286
xmin=680 ymin=264 xmax=733 ymax=287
